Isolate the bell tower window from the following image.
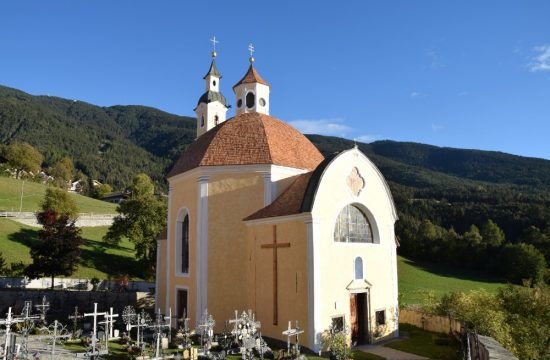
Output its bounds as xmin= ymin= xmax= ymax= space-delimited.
xmin=214 ymin=115 xmax=219 ymax=125
xmin=246 ymin=92 xmax=255 ymax=108
xmin=201 ymin=116 xmax=204 ymax=127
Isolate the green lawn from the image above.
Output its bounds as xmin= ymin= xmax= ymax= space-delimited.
xmin=0 ymin=177 xmax=117 ymax=214
xmin=385 ymin=324 xmax=460 ymax=360
xmin=0 ymin=218 xmax=144 ymax=280
xmin=398 ymin=255 xmax=506 ymax=305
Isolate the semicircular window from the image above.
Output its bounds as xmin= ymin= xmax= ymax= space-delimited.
xmin=334 ymin=204 xmax=374 ymax=243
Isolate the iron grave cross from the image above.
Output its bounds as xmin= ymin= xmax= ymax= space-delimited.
xmin=260 ymin=225 xmax=290 ymax=325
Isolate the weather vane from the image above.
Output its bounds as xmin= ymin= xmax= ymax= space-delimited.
xmin=248 ymin=42 xmax=255 ymax=63
xmin=210 ymin=36 xmax=219 ymax=58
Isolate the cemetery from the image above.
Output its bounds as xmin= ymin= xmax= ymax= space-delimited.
xmin=0 ymin=296 xmax=312 ymax=360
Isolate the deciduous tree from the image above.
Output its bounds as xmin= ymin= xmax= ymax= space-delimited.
xmin=50 ymin=156 xmax=75 ymax=187
xmin=480 ymin=219 xmax=505 ymax=247
xmin=5 ymin=142 xmax=43 ymax=179
xmin=103 ymin=173 xmax=166 ymax=275
xmin=41 ymin=187 xmax=79 ymax=220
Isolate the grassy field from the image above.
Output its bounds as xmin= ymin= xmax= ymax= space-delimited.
xmin=385 ymin=323 xmax=460 ymax=360
xmin=398 ymin=255 xmax=506 ymax=304
xmin=0 ymin=218 xmax=144 ymax=280
xmin=0 ymin=177 xmax=117 ymax=214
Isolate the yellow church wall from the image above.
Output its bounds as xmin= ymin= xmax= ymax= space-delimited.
xmin=165 ymin=177 xmax=199 ymax=326
xmin=206 ymin=172 xmax=266 ymax=330
xmin=248 ymin=221 xmax=310 ymax=347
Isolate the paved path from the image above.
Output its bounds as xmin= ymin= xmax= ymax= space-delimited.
xmin=355 ymin=344 xmax=429 ymax=360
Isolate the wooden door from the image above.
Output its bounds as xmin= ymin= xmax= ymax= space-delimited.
xmin=350 ymin=294 xmax=358 ymax=343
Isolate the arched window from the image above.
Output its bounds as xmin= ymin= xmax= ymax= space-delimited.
xmin=354 ymin=257 xmax=363 ymax=279
xmin=246 ymin=91 xmax=255 ymax=108
xmin=334 ymin=204 xmax=374 ymax=243
xmin=214 ymin=115 xmax=219 ymax=125
xmin=179 ymin=214 xmax=189 ymax=273
xmin=201 ymin=116 xmax=205 ymax=127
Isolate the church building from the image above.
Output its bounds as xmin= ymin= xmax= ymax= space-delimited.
xmin=155 ymin=47 xmax=399 ymax=351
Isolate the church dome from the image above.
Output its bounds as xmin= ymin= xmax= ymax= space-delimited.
xmin=167 ymin=112 xmax=324 ymax=177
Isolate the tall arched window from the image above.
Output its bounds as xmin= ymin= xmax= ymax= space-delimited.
xmin=355 ymin=257 xmax=363 ymax=279
xmin=334 ymin=204 xmax=374 ymax=243
xmin=181 ymin=215 xmax=189 ymax=273
xmin=176 ymin=209 xmax=189 ymax=274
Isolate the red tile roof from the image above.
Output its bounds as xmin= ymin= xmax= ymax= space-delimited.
xmin=244 ymin=172 xmax=313 ymax=221
xmin=167 ymin=112 xmax=324 ymax=178
xmin=233 ymin=65 xmax=270 ymax=90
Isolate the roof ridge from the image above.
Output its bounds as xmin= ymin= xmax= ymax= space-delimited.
xmin=256 ymin=113 xmax=273 ymax=164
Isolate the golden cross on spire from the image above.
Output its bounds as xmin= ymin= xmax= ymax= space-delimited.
xmin=210 ymin=36 xmax=219 ymax=58
xmin=248 ymin=42 xmax=255 ymax=63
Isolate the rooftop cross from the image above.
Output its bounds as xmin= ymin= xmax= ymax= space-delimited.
xmin=210 ymin=36 xmax=219 ymax=51
xmin=248 ymin=42 xmax=255 ymax=63
xmin=210 ymin=36 xmax=219 ymax=58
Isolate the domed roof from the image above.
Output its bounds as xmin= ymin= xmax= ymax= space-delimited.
xmin=167 ymin=112 xmax=324 ymax=178
xmin=194 ymin=90 xmax=229 ymax=110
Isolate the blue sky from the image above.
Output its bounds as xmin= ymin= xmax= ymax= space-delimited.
xmin=2 ymin=1 xmax=549 ymax=159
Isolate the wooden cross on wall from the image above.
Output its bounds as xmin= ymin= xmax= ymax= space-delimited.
xmin=261 ymin=225 xmax=291 ymax=325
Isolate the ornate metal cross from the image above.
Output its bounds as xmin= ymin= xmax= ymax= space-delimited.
xmin=34 ymin=295 xmax=50 ymax=324
xmin=210 ymin=36 xmax=219 ymax=51
xmin=260 ymin=226 xmax=291 ymax=325
xmin=248 ymin=43 xmax=255 ymax=57
xmin=68 ymin=306 xmax=83 ymax=337
xmin=0 ymin=307 xmax=25 ymax=360
xmin=150 ymin=309 xmax=171 ymax=359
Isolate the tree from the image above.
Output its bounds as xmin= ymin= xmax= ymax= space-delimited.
xmin=24 ymin=210 xmax=84 ymax=288
xmin=480 ymin=219 xmax=505 ymax=247
xmin=464 ymin=225 xmax=483 ymax=246
xmin=497 ymin=243 xmax=547 ymax=284
xmin=49 ymin=156 xmax=75 ymax=187
xmin=5 ymin=142 xmax=43 ymax=179
xmin=103 ymin=173 xmax=166 ymax=274
xmin=95 ymin=183 xmax=113 ymax=198
xmin=41 ymin=187 xmax=79 ymax=220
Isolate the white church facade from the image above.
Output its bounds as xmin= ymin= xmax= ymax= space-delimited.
xmin=155 ymin=48 xmax=399 ymax=351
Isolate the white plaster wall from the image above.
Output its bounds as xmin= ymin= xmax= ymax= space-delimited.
xmin=205 ymin=75 xmax=219 ymax=92
xmin=195 ymin=101 xmax=227 ymax=137
xmin=233 ymin=83 xmax=270 ymax=115
xmin=310 ymin=148 xmax=399 ymax=341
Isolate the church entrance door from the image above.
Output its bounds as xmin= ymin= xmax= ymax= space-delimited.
xmin=350 ymin=292 xmax=368 ymax=345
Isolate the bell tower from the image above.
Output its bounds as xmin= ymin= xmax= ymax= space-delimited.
xmin=233 ymin=43 xmax=270 ymax=116
xmin=194 ymin=37 xmax=229 ymax=138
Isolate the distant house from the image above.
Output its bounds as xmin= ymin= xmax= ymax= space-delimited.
xmin=101 ymin=191 xmax=130 ymax=204
xmin=69 ymin=180 xmax=81 ymax=193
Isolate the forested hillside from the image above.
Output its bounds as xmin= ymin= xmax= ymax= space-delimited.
xmin=1 ymin=85 xmax=549 ymax=282
xmin=0 ymin=85 xmax=195 ymax=188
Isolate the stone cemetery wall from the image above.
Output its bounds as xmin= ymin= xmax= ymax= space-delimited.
xmin=470 ymin=334 xmax=519 ymax=360
xmin=0 ymin=289 xmax=150 ymax=320
xmin=400 ymin=308 xmax=462 ymax=333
